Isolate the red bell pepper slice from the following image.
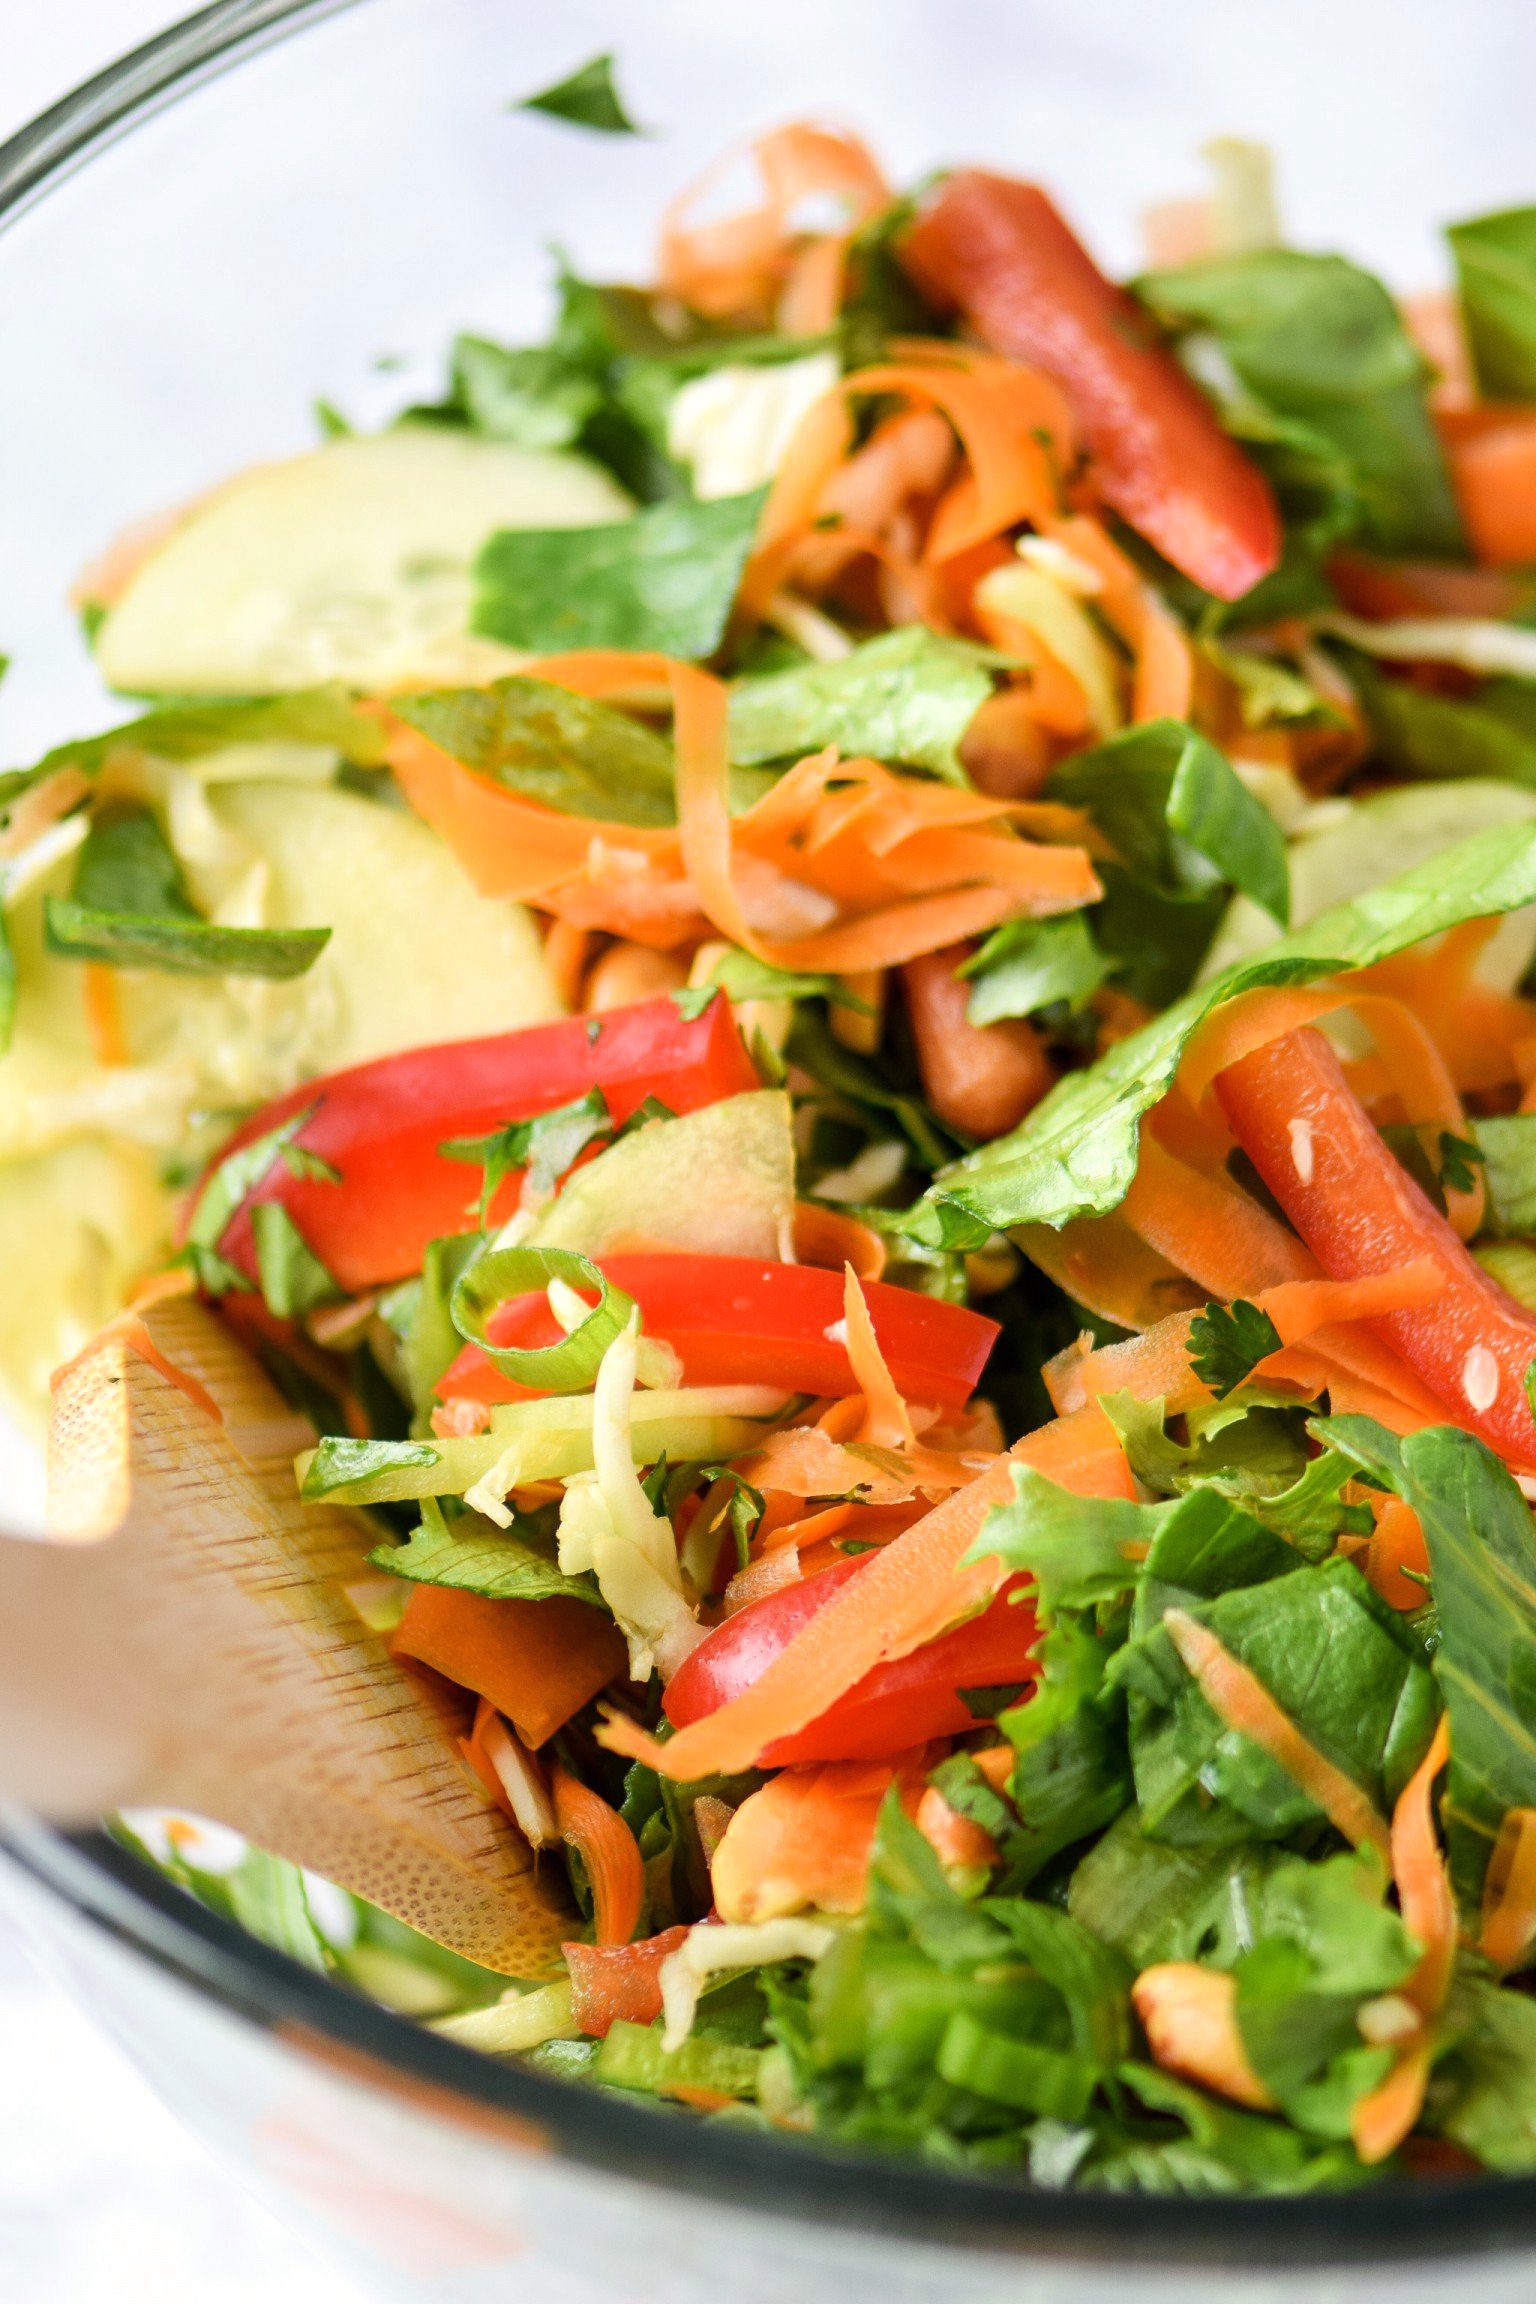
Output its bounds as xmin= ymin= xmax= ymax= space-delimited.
xmin=664 ymin=1552 xmax=1039 ymax=1765
xmin=901 ymin=172 xmax=1282 ymax=602
xmin=436 ymin=1253 xmax=999 ymax=1413
xmin=1215 ymin=1025 xmax=1536 ymax=1467
xmin=564 ymin=1926 xmax=690 ymax=2037
xmin=185 ymin=994 xmax=758 ymax=1295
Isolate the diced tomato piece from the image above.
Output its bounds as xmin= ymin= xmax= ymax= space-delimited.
xmin=901 ymin=172 xmax=1281 ymax=601
xmin=185 ymin=995 xmax=758 ymax=1294
xmin=436 ymin=1253 xmax=999 ymax=1413
xmin=664 ymin=1552 xmax=1039 ymax=1765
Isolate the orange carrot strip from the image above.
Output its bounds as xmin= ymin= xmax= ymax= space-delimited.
xmin=1480 ymin=1805 xmax=1536 ymax=1972
xmin=917 ymin=1782 xmax=997 ymax=1870
xmin=1163 ymin=1608 xmax=1392 ymax=1861
xmin=657 ymin=124 xmax=889 ymax=322
xmin=82 ymin=964 xmax=129 ymax=1067
xmin=843 ymin=1265 xmax=916 ymax=1451
xmin=1350 ymin=1716 xmax=1453 ymax=2166
xmin=600 ymin=1407 xmax=1133 ymax=1781
xmin=392 ymin=1586 xmax=625 ymax=1750
xmin=1180 ymin=985 xmax=1360 ymax=1111
xmin=1122 ymin=1130 xmax=1318 ymax=1296
xmin=1363 ymin=1496 xmax=1432 ymax=1612
xmin=1255 ymin=1262 xmax=1446 ymax=1352
xmin=1018 ymin=1210 xmax=1202 ymax=1334
xmin=551 ymin=1765 xmax=644 ymax=1946
xmin=711 ymin=1753 xmax=923 ymax=1922
xmin=793 ymin=1201 xmax=887 ymax=1281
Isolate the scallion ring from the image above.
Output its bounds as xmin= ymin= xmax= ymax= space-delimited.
xmin=450 ymin=1244 xmax=635 ymax=1392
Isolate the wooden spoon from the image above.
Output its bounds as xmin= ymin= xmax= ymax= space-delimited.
xmin=0 ymin=1292 xmax=571 ymax=1977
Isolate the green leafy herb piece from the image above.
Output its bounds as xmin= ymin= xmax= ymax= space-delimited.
xmin=1137 ymin=249 xmax=1463 ymax=558
xmin=185 ymin=1105 xmax=320 ymax=1259
xmin=1050 ymin=718 xmax=1290 ymax=928
xmin=1114 ymin=1555 xmax=1438 ymax=1841
xmin=513 ymin=52 xmax=642 ymax=135
xmin=442 ymin=1088 xmax=612 ymax=1221
xmin=301 ymin=1435 xmax=443 ymax=1503
xmin=1471 ymin=1114 xmax=1536 ymax=1233
xmin=1067 ymin=1810 xmax=1285 ymax=1971
xmin=1105 ymin=2063 xmax=1361 ymax=2193
xmin=1346 ymin=651 xmax=1536 ymax=790
xmin=1201 ymin=636 xmax=1332 ymax=727
xmin=668 ymin=984 xmax=717 ymax=1023
xmin=693 ymin=1466 xmax=766 ymax=1572
xmin=45 ymin=806 xmax=329 ymax=980
xmin=912 ymin=815 xmax=1536 ymax=1240
xmin=372 ymin=1495 xmax=597 ymax=1604
xmin=1438 ymin=1131 xmax=1485 ymax=1197
xmin=996 ymin=1616 xmax=1134 ymax=1885
xmin=250 ymin=1200 xmax=341 ymax=1320
xmin=704 ymin=946 xmax=865 ymax=1011
xmin=1187 ymin=1299 xmax=1283 ymax=1399
xmin=473 ymin=488 xmax=766 ymax=660
xmin=1438 ymin=1975 xmax=1536 ymax=2172
xmin=392 ymin=676 xmax=675 ymax=829
xmin=965 ymin=1465 xmax=1158 ymax=1617
xmin=1448 ymin=206 xmax=1536 ymax=401
xmin=448 ymin=334 xmax=605 ymax=451
xmin=450 ymin=1242 xmax=634 ymax=1393
xmin=1314 ymin=1414 xmax=1536 ymax=1902
xmin=959 ymin=912 xmax=1109 ymax=1027
xmin=727 ymin=627 xmax=999 ymax=786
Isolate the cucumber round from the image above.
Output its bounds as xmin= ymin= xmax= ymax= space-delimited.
xmin=95 ymin=427 xmax=634 ymax=697
xmin=529 ymin=1091 xmax=796 ymax=1263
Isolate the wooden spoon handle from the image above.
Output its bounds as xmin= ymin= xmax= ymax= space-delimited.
xmin=3 ymin=1297 xmax=570 ymax=1979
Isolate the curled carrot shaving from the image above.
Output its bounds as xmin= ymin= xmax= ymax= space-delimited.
xmin=1353 ymin=920 xmax=1536 ymax=1101
xmin=793 ymin=1200 xmax=887 ymax=1281
xmin=657 ymin=123 xmax=889 ymax=324
xmin=1350 ymin=1716 xmax=1453 ymax=2165
xmin=711 ymin=1753 xmax=924 ymax=1922
xmin=1362 ymin=1496 xmax=1432 ymax=1612
xmin=1480 ymin=1804 xmax=1536 ymax=1972
xmin=843 ymin=1265 xmax=915 ymax=1451
xmin=1162 ymin=1608 xmax=1391 ymax=1862
xmin=551 ymin=1765 xmax=645 ymax=1946
xmin=1121 ymin=1128 xmax=1317 ymax=1297
xmin=1018 ymin=1210 xmax=1203 ymax=1334
xmin=49 ymin=1310 xmax=223 ymax=1424
xmin=916 ymin=1782 xmax=997 ymax=1870
xmin=598 ymin=1406 xmax=1133 ymax=1781
xmin=82 ymin=964 xmax=129 ymax=1067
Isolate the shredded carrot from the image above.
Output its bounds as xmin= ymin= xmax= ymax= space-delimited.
xmin=724 ymin=1545 xmax=802 ymax=1615
xmin=391 ymin=1586 xmax=625 ymax=1750
xmin=1122 ymin=1128 xmax=1318 ymax=1296
xmin=49 ymin=1308 xmax=223 ymax=1423
xmin=793 ymin=1200 xmax=887 ymax=1281
xmin=916 ymin=1782 xmax=997 ymax=1870
xmin=1480 ymin=1804 xmax=1536 ymax=1972
xmin=82 ymin=964 xmax=129 ymax=1067
xmin=710 ymin=1753 xmax=924 ymax=1922
xmin=1255 ymin=1261 xmax=1446 ymax=1355
xmin=843 ymin=1265 xmax=915 ymax=1450
xmin=1350 ymin=1716 xmax=1453 ymax=2165
xmin=1162 ymin=1608 xmax=1391 ymax=1861
xmin=1363 ymin=1496 xmax=1432 ymax=1612
xmin=543 ymin=919 xmax=591 ymax=1009
xmin=598 ymin=1406 xmax=1133 ymax=1781
xmin=656 ymin=123 xmax=889 ymax=323
xmin=1038 ymin=512 xmax=1194 ymax=722
xmin=551 ymin=1765 xmax=645 ymax=1946
xmin=1133 ymin=1963 xmax=1277 ymax=2112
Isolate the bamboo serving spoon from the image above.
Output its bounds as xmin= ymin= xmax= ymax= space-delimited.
xmin=0 ymin=1292 xmax=569 ymax=1977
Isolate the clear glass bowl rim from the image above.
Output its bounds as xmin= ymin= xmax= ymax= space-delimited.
xmin=4 ymin=0 xmax=1536 ymax=2266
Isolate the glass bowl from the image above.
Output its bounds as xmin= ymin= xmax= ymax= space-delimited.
xmin=6 ymin=3 xmax=1536 ymax=2295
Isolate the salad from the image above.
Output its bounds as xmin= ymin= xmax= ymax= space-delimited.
xmin=27 ymin=59 xmax=1536 ymax=2192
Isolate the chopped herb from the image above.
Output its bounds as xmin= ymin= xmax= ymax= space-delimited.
xmin=514 ymin=52 xmax=643 ymax=136
xmin=442 ymin=1088 xmax=612 ymax=1222
xmin=1187 ymin=1299 xmax=1283 ymax=1398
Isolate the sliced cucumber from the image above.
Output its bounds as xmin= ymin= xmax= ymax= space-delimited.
xmin=528 ymin=1090 xmax=796 ymax=1261
xmin=0 ymin=772 xmax=560 ymax=1161
xmin=1202 ymin=779 xmax=1536 ymax=990
xmin=0 ymin=1136 xmax=171 ymax=1437
xmin=95 ymin=428 xmax=635 ymax=697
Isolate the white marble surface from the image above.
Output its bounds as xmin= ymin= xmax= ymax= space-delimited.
xmin=0 ymin=25 xmax=363 ymax=2304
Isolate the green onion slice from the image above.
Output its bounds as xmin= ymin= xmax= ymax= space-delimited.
xmin=450 ymin=1244 xmax=634 ymax=1393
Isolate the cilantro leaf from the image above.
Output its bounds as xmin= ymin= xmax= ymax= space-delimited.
xmin=249 ymin=1201 xmax=341 ymax=1320
xmin=442 ymin=1088 xmax=611 ymax=1221
xmin=514 ymin=53 xmax=642 ymax=135
xmin=1187 ymin=1299 xmax=1283 ymax=1399
xmin=1438 ymin=1130 xmax=1486 ymax=1197
xmin=473 ymin=489 xmax=766 ymax=660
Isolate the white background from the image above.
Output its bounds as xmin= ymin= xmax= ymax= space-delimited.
xmin=0 ymin=16 xmax=372 ymax=2302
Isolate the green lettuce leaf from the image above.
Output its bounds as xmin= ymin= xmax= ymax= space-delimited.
xmin=446 ymin=334 xmax=605 ymax=452
xmin=1136 ymin=249 xmax=1463 ymax=558
xmin=960 ymin=912 xmax=1109 ymax=1027
xmin=1315 ymin=1415 xmax=1536 ymax=1901
xmin=473 ymin=488 xmax=766 ymax=660
xmin=914 ymin=815 xmax=1536 ymax=1241
xmin=1067 ymin=1810 xmax=1285 ymax=1970
xmin=1095 ymin=2064 xmax=1362 ymax=2193
xmin=1348 ymin=654 xmax=1536 ymax=789
xmin=1 ymin=685 xmax=387 ymax=808
xmin=1473 ymin=1113 xmax=1536 ymax=1234
xmin=727 ymin=627 xmax=998 ymax=785
xmin=513 ymin=52 xmax=642 ymax=135
xmin=44 ymin=806 xmax=330 ymax=979
xmin=1448 ymin=206 xmax=1536 ymax=401
xmin=1114 ymin=1555 xmax=1438 ymax=1840
xmin=393 ymin=675 xmax=675 ymax=828
xmin=995 ymin=1615 xmax=1133 ymax=1884
xmin=372 ymin=1496 xmax=598 ymax=1604
xmin=1437 ymin=1974 xmax=1536 ymax=2171
xmin=1052 ymin=718 xmax=1289 ymax=928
